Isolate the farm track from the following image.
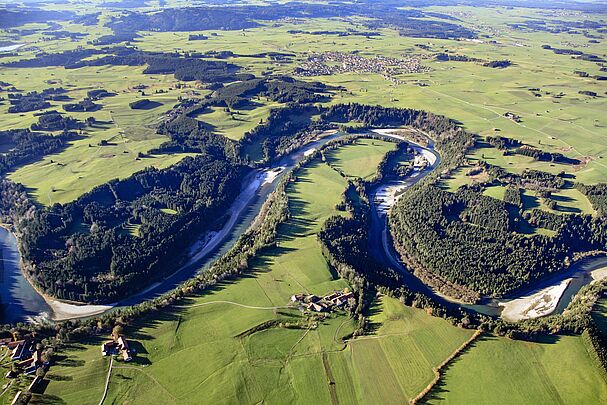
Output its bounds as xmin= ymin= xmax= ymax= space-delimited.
xmin=98 ymin=356 xmax=112 ymax=405
xmin=189 ymin=300 xmax=292 ymax=311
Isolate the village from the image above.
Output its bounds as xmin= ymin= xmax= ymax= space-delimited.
xmin=294 ymin=51 xmax=431 ymax=83
xmin=290 ymin=288 xmax=355 ymax=312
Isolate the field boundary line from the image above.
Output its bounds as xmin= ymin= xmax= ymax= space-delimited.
xmin=321 ymin=352 xmax=339 ymax=405
xmin=410 ymin=329 xmax=482 ymax=404
xmin=112 ymin=365 xmax=178 ymax=401
xmin=99 ymin=356 xmax=113 ymax=405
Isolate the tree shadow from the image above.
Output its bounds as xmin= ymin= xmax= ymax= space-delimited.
xmin=131 ymin=100 xmax=162 ymax=110
xmin=363 ymin=299 xmax=383 ymax=335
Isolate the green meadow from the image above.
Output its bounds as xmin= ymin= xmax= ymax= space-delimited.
xmin=325 ymin=138 xmax=396 ymax=179
xmin=1 ymin=64 xmax=195 ymax=205
xmin=328 ymin=296 xmax=474 ymax=404
xmin=429 ymin=334 xmax=607 ymax=404
xmin=193 ymin=100 xmax=281 ymax=140
xmin=2 ymin=6 xmax=606 ymax=206
xmin=133 ymin=8 xmax=605 ymax=183
xmin=42 ymin=139 xmax=474 ymax=405
xmin=2 ymin=5 xmax=607 ymax=404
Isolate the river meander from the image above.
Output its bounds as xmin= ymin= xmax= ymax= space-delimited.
xmin=1 ymin=129 xmax=605 ymax=324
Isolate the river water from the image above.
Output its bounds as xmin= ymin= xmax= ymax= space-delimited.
xmin=368 ymin=136 xmax=607 ymax=319
xmin=0 ymin=227 xmax=52 ymax=323
xmin=1 ymin=129 xmax=605 ymax=323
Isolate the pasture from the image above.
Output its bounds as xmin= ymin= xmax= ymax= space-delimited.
xmin=193 ymin=101 xmax=281 ymax=140
xmin=327 ymin=296 xmax=474 ymax=404
xmin=1 ymin=64 xmax=195 ymax=205
xmin=44 ymin=143 xmax=358 ymax=404
xmin=325 ymin=138 xmax=396 ymax=179
xmin=2 ymin=5 xmax=606 ymax=207
xmin=429 ymin=334 xmax=607 ymax=404
xmin=42 ymin=138 xmax=474 ymax=404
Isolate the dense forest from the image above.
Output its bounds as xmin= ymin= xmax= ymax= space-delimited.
xmin=2 ymin=84 xmax=606 ymax=317
xmin=5 ymin=47 xmax=241 ymax=83
xmin=0 ymin=129 xmax=74 ymax=175
xmin=105 ymin=3 xmax=475 ymax=39
xmin=486 ymin=135 xmax=581 ymax=165
xmin=388 ymin=137 xmax=607 ymax=300
xmin=17 ymin=150 xmax=246 ymax=303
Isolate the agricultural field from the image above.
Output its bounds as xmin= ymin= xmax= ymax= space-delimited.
xmin=43 ymin=142 xmax=359 ymax=404
xmin=192 ymin=100 xmax=281 ymax=140
xmin=2 ymin=5 xmax=606 ymax=205
xmin=42 ymin=139 xmax=473 ymax=404
xmin=1 ymin=63 xmax=196 ymax=205
xmin=327 ymin=296 xmax=474 ymax=404
xmin=1 ymin=1 xmax=607 ymax=404
xmin=429 ymin=334 xmax=607 ymax=404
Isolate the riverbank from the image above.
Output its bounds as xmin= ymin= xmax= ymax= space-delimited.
xmin=498 ymin=256 xmax=607 ymax=321
xmin=0 ymin=226 xmax=115 ymax=322
xmin=20 ymin=256 xmax=117 ymax=322
xmin=3 ymin=127 xmax=605 ymax=324
xmin=500 ymin=280 xmax=571 ymax=321
xmin=369 ymin=129 xmax=607 ymax=323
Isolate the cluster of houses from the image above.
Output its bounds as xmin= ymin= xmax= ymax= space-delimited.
xmin=0 ymin=336 xmax=51 ymax=405
xmin=101 ymin=334 xmax=132 ymax=362
xmin=295 ymin=51 xmax=430 ymax=80
xmin=2 ymin=338 xmax=46 ymax=377
xmin=291 ymin=289 xmax=355 ymax=312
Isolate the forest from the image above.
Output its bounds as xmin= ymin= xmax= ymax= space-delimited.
xmin=5 ymin=47 xmax=241 ymax=83
xmin=17 ymin=150 xmax=246 ymax=303
xmin=104 ymin=3 xmax=475 ymax=39
xmin=0 ymin=129 xmax=74 ymax=175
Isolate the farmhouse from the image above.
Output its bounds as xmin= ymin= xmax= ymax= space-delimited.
xmin=504 ymin=112 xmax=522 ymax=122
xmin=101 ymin=335 xmax=132 ymax=362
xmin=291 ymin=289 xmax=355 ymax=312
xmin=19 ymin=349 xmax=44 ymax=375
xmin=10 ymin=340 xmax=33 ymax=361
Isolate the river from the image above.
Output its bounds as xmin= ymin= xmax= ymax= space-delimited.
xmin=0 ymin=227 xmax=52 ymax=323
xmin=0 ymin=131 xmax=344 ymax=323
xmin=1 ymin=129 xmax=605 ymax=324
xmin=368 ymin=130 xmax=607 ymax=320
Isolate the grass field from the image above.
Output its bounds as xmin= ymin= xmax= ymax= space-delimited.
xmin=429 ymin=334 xmax=607 ymax=404
xmin=193 ymin=101 xmax=281 ymax=140
xmin=325 ymin=138 xmax=396 ymax=179
xmin=3 ymin=4 xmax=607 ymax=404
xmin=44 ymin=144 xmax=358 ymax=404
xmin=1 ymin=64 xmax=196 ymax=205
xmin=41 ymin=139 xmax=476 ymax=404
xmin=2 ymin=6 xmax=605 ymax=206
xmin=327 ymin=296 xmax=474 ymax=404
